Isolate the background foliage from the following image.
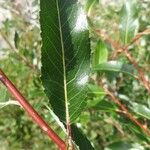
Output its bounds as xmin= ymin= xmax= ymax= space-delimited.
xmin=0 ymin=0 xmax=150 ymax=149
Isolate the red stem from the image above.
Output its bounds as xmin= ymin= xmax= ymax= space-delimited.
xmin=0 ymin=69 xmax=66 ymax=150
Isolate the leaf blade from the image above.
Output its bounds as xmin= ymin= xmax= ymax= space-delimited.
xmin=93 ymin=61 xmax=135 ymax=76
xmin=40 ymin=0 xmax=91 ymax=123
xmin=92 ymin=39 xmax=108 ymax=67
xmin=71 ymin=124 xmax=95 ymax=150
xmin=120 ymin=0 xmax=139 ymax=44
xmin=131 ymin=102 xmax=150 ymax=120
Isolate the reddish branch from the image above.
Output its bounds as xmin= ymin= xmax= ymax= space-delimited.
xmin=96 ymin=80 xmax=150 ymax=137
xmin=95 ymin=29 xmax=150 ymax=94
xmin=123 ymin=50 xmax=150 ymax=93
xmin=0 ymin=69 xmax=66 ymax=150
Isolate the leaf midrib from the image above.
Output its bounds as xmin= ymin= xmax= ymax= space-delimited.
xmin=124 ymin=9 xmax=130 ymax=44
xmin=56 ymin=0 xmax=70 ymax=125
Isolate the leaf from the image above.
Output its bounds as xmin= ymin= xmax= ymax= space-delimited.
xmin=88 ymin=84 xmax=105 ymax=96
xmin=94 ymin=61 xmax=135 ymax=76
xmin=0 ymin=100 xmax=20 ymax=109
xmin=105 ymin=141 xmax=132 ymax=150
xmin=120 ymin=0 xmax=139 ymax=44
xmin=126 ymin=122 xmax=149 ymax=142
xmin=94 ymin=100 xmax=117 ymax=112
xmin=71 ymin=124 xmax=95 ymax=150
xmin=14 ymin=31 xmax=20 ymax=49
xmin=40 ymin=0 xmax=90 ymax=123
xmin=131 ymin=102 xmax=150 ymax=120
xmin=85 ymin=0 xmax=98 ymax=16
xmin=87 ymin=84 xmax=106 ymax=108
xmin=92 ymin=39 xmax=108 ymax=67
xmin=0 ymin=85 xmax=8 ymax=101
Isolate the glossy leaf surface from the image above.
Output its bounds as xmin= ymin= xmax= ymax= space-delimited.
xmin=106 ymin=141 xmax=132 ymax=150
xmin=93 ymin=39 xmax=108 ymax=67
xmin=131 ymin=102 xmax=150 ymax=120
xmin=94 ymin=61 xmax=135 ymax=76
xmin=120 ymin=0 xmax=139 ymax=44
xmin=40 ymin=0 xmax=90 ymax=123
xmin=94 ymin=100 xmax=117 ymax=112
xmin=71 ymin=124 xmax=94 ymax=150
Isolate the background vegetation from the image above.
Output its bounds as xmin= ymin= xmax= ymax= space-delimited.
xmin=0 ymin=0 xmax=150 ymax=149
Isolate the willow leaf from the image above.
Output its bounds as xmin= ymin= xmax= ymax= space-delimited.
xmin=92 ymin=39 xmax=108 ymax=67
xmin=71 ymin=124 xmax=95 ymax=150
xmin=120 ymin=0 xmax=139 ymax=44
xmin=40 ymin=0 xmax=90 ymax=123
xmin=131 ymin=102 xmax=150 ymax=120
xmin=93 ymin=61 xmax=135 ymax=76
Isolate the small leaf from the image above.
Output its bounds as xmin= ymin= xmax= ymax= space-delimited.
xmin=93 ymin=39 xmax=108 ymax=67
xmin=94 ymin=100 xmax=117 ymax=112
xmin=14 ymin=31 xmax=20 ymax=49
xmin=71 ymin=124 xmax=95 ymax=150
xmin=126 ymin=122 xmax=150 ymax=141
xmin=87 ymin=84 xmax=106 ymax=108
xmin=94 ymin=61 xmax=135 ymax=76
xmin=0 ymin=85 xmax=8 ymax=101
xmin=0 ymin=100 xmax=20 ymax=109
xmin=120 ymin=0 xmax=139 ymax=44
xmin=88 ymin=84 xmax=105 ymax=96
xmin=131 ymin=102 xmax=150 ymax=120
xmin=105 ymin=141 xmax=132 ymax=150
xmin=85 ymin=0 xmax=98 ymax=16
xmin=87 ymin=97 xmax=102 ymax=108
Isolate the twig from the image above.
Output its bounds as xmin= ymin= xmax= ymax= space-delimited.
xmin=0 ymin=30 xmax=36 ymax=71
xmin=0 ymin=69 xmax=66 ymax=150
xmin=94 ymin=28 xmax=150 ymax=94
xmin=125 ymin=28 xmax=150 ymax=48
xmin=94 ymin=78 xmax=150 ymax=137
xmin=123 ymin=50 xmax=150 ymax=93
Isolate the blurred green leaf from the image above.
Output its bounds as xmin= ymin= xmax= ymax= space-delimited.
xmin=94 ymin=61 xmax=135 ymax=76
xmin=88 ymin=84 xmax=105 ymax=96
xmin=131 ymin=102 xmax=150 ymax=120
xmin=85 ymin=0 xmax=98 ymax=16
xmin=120 ymin=0 xmax=139 ymax=44
xmin=87 ymin=97 xmax=102 ymax=108
xmin=14 ymin=31 xmax=20 ymax=49
xmin=0 ymin=86 xmax=8 ymax=102
xmin=105 ymin=141 xmax=132 ymax=150
xmin=93 ymin=39 xmax=108 ymax=67
xmin=94 ymin=100 xmax=117 ymax=112
xmin=40 ymin=0 xmax=90 ymax=123
xmin=71 ymin=124 xmax=95 ymax=150
xmin=125 ymin=122 xmax=149 ymax=142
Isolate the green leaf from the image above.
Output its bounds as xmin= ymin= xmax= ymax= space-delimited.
xmin=14 ymin=31 xmax=20 ymax=49
xmin=93 ymin=39 xmax=108 ymax=67
xmin=87 ymin=84 xmax=106 ymax=108
xmin=131 ymin=102 xmax=150 ymax=120
xmin=0 ymin=86 xmax=8 ymax=101
xmin=40 ymin=0 xmax=90 ymax=123
xmin=120 ymin=0 xmax=139 ymax=44
xmin=71 ymin=124 xmax=95 ymax=150
xmin=94 ymin=100 xmax=117 ymax=112
xmin=126 ymin=122 xmax=149 ymax=142
xmin=94 ymin=61 xmax=135 ymax=76
xmin=0 ymin=85 xmax=20 ymax=109
xmin=105 ymin=141 xmax=132 ymax=150
xmin=85 ymin=0 xmax=98 ymax=16
xmin=88 ymin=84 xmax=105 ymax=96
